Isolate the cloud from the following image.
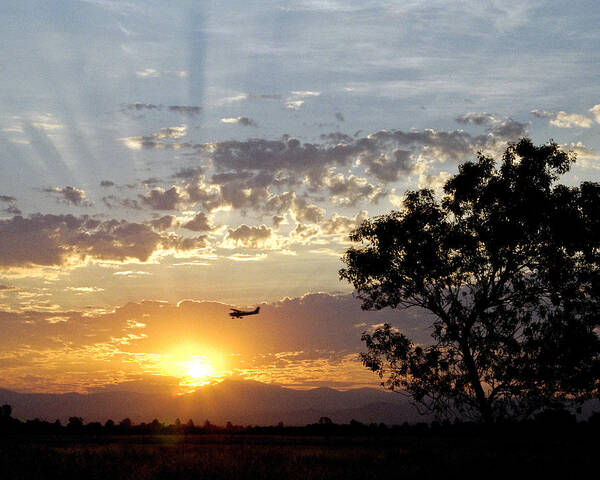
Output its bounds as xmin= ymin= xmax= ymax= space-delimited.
xmin=320 ymin=211 xmax=368 ymax=236
xmin=0 ymin=284 xmax=17 ymax=291
xmin=455 ymin=112 xmax=498 ymax=126
xmin=589 ymin=104 xmax=600 ymax=123
xmin=43 ymin=186 xmax=89 ymax=206
xmin=0 ymin=214 xmax=206 ymax=269
xmin=151 ymin=125 xmax=187 ymax=139
xmin=140 ymin=186 xmax=187 ymax=211
xmin=335 ymin=112 xmax=345 ymax=122
xmin=182 ymin=212 xmax=213 ymax=232
xmin=224 ymin=224 xmax=273 ymax=249
xmin=285 ymin=90 xmax=321 ymax=110
xmin=167 ymin=106 xmax=201 ymax=115
xmin=100 ymin=180 xmax=115 ymax=188
xmin=102 ymin=195 xmax=142 ymax=210
xmin=148 ymin=215 xmax=178 ymax=231
xmin=120 ymin=104 xmax=201 ymax=116
xmin=116 ymin=121 xmax=528 ymax=221
xmin=136 ymin=69 xmax=188 ymax=78
xmin=531 ymin=109 xmax=593 ymax=128
xmin=0 ymin=195 xmax=16 ymax=202
xmin=0 ymin=292 xmax=431 ymax=392
xmin=220 ymin=117 xmax=258 ymax=127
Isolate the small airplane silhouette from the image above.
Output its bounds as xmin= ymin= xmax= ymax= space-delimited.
xmin=229 ymin=306 xmax=260 ymax=318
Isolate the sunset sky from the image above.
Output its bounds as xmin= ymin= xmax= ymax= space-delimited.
xmin=1 ymin=0 xmax=599 ymax=395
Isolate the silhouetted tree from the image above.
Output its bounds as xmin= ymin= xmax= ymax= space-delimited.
xmin=340 ymin=139 xmax=600 ymax=422
xmin=319 ymin=416 xmax=333 ymax=425
xmin=67 ymin=416 xmax=84 ymax=433
xmin=1 ymin=404 xmax=12 ymax=418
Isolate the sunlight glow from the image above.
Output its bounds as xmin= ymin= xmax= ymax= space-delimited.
xmin=160 ymin=345 xmax=228 ymax=393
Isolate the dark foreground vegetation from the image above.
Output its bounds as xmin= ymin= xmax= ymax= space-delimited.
xmin=2 ymin=405 xmax=599 ymax=479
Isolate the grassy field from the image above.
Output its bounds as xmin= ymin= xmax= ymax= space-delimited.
xmin=0 ymin=432 xmax=595 ymax=479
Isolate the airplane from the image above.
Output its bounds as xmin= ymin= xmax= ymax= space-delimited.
xmin=229 ymin=306 xmax=260 ymax=318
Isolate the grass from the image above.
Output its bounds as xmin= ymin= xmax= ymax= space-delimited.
xmin=0 ymin=433 xmax=595 ymax=479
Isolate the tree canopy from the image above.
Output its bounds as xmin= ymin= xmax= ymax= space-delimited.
xmin=340 ymin=139 xmax=600 ymax=422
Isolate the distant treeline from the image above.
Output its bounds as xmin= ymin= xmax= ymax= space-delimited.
xmin=1 ymin=404 xmax=599 ymax=437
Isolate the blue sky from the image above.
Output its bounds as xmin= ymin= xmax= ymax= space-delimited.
xmin=0 ymin=0 xmax=599 ymax=393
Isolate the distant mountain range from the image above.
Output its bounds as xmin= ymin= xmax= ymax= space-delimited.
xmin=0 ymin=378 xmax=427 ymax=426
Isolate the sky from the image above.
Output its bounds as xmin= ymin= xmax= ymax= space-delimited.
xmin=1 ymin=0 xmax=599 ymax=395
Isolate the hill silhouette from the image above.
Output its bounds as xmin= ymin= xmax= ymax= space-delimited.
xmin=0 ymin=378 xmax=426 ymax=425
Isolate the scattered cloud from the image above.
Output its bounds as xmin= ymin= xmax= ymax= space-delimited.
xmin=224 ymin=224 xmax=274 ymax=249
xmin=0 ymin=214 xmax=206 ymax=270
xmin=148 ymin=215 xmax=178 ymax=231
xmin=140 ymin=186 xmax=187 ymax=211
xmin=531 ymin=109 xmax=593 ymax=128
xmin=220 ymin=117 xmax=258 ymax=127
xmin=182 ymin=212 xmax=213 ymax=232
xmin=120 ymin=104 xmax=201 ymax=116
xmin=43 ymin=186 xmax=89 ymax=206
xmin=589 ymin=104 xmax=600 ymax=123
xmin=136 ymin=69 xmax=188 ymax=78
xmin=285 ymin=90 xmax=321 ymax=110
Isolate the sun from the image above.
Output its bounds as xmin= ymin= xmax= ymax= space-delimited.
xmin=185 ymin=357 xmax=214 ymax=380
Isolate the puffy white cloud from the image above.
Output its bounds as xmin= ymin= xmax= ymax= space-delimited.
xmin=589 ymin=104 xmax=600 ymax=123
xmin=531 ymin=109 xmax=593 ymax=128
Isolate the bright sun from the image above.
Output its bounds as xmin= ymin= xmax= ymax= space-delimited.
xmin=185 ymin=358 xmax=214 ymax=379
xmin=161 ymin=345 xmax=228 ymax=392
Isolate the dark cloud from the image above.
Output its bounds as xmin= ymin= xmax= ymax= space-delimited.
xmin=225 ymin=224 xmax=272 ymax=249
xmin=0 ymin=195 xmax=16 ymax=203
xmin=361 ymin=149 xmax=413 ymax=183
xmin=488 ymin=119 xmax=528 ymax=138
xmin=120 ymin=104 xmax=201 ymax=116
xmin=0 ymin=214 xmax=205 ymax=269
xmin=167 ymin=105 xmax=201 ymax=115
xmin=3 ymin=205 xmax=22 ymax=215
xmin=140 ymin=186 xmax=186 ymax=210
xmin=99 ymin=180 xmax=115 ymax=187
xmin=172 ymin=167 xmax=203 ymax=179
xmin=43 ymin=186 xmax=89 ymax=206
xmin=335 ymin=112 xmax=345 ymax=122
xmin=455 ymin=112 xmax=497 ymax=126
xmin=102 ymin=195 xmax=142 ymax=210
xmin=237 ymin=117 xmax=258 ymax=127
xmin=121 ymin=103 xmax=160 ymax=112
xmin=148 ymin=215 xmax=178 ymax=231
xmin=120 ymin=123 xmax=528 ymax=219
xmin=221 ymin=117 xmax=258 ymax=127
xmin=182 ymin=212 xmax=212 ymax=232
